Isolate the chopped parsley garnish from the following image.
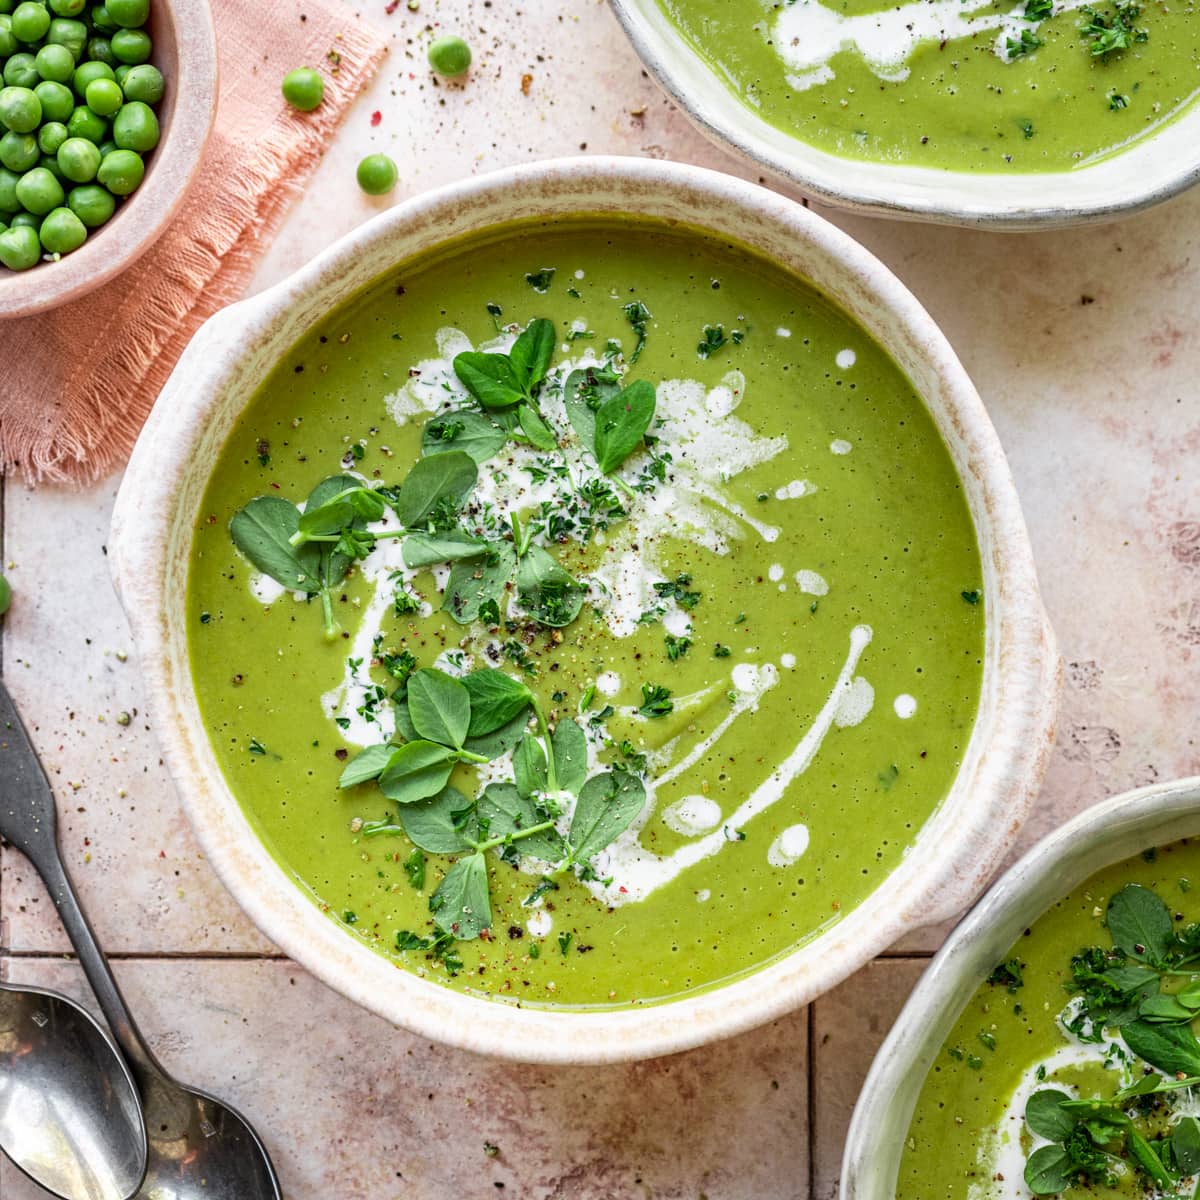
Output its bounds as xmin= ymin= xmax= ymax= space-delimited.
xmin=1006 ymin=27 xmax=1043 ymax=57
xmin=623 ymin=299 xmax=651 ymax=363
xmin=524 ymin=268 xmax=556 ymax=293
xmin=638 ymin=683 xmax=674 ymax=718
xmin=665 ymin=634 xmax=692 ymax=661
xmin=653 ymin=573 xmax=701 ymax=610
xmin=1080 ymin=1 xmax=1147 ymax=56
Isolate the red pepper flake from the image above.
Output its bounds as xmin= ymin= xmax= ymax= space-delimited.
xmin=619 ymin=885 xmax=628 ymax=894
xmin=385 ymin=0 xmax=399 ymax=9
xmin=370 ymin=110 xmax=382 ymax=126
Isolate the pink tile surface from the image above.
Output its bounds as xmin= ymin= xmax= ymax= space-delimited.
xmin=1 ymin=0 xmax=1196 ymax=1192
xmin=0 ymin=957 xmax=807 ymax=1199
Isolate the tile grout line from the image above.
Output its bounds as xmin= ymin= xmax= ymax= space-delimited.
xmin=807 ymin=1001 xmax=817 ymax=1200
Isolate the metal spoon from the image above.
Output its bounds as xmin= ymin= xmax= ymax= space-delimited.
xmin=0 ymin=980 xmax=146 ymax=1200
xmin=0 ymin=679 xmax=283 ymax=1200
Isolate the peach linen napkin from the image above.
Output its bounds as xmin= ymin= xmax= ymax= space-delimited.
xmin=0 ymin=0 xmax=387 ymax=486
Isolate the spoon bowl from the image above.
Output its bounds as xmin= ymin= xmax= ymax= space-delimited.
xmin=0 ymin=982 xmax=146 ymax=1200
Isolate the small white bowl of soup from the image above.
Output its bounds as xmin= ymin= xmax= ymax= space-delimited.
xmin=110 ymin=157 xmax=1058 ymax=1063
xmin=843 ymin=775 xmax=1200 ymax=1200
xmin=609 ymin=0 xmax=1200 ymax=228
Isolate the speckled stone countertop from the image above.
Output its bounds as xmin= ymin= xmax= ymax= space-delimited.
xmin=2 ymin=1 xmax=1197 ymax=1196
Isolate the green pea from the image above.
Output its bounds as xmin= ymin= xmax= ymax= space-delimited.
xmin=66 ymin=102 xmax=104 ymax=141
xmin=38 ymin=204 xmax=84 ymax=252
xmin=11 ymin=1 xmax=52 ymax=42
xmin=8 ymin=208 xmax=37 ymax=226
xmin=34 ymin=78 xmax=72 ymax=120
xmin=95 ymin=135 xmax=112 ymax=154
xmin=37 ymin=151 xmax=64 ymax=181
xmin=36 ymin=119 xmax=65 ymax=152
xmin=109 ymin=26 xmax=149 ymax=63
xmin=356 ymin=152 xmax=398 ymax=196
xmin=281 ymin=66 xmax=323 ymax=112
xmin=84 ymin=75 xmax=121 ymax=114
xmin=66 ymin=179 xmax=111 ymax=224
xmin=104 ymin=0 xmax=146 ymax=27
xmin=48 ymin=0 xmax=85 ymax=14
xmin=88 ymin=3 xmax=116 ymax=31
xmin=0 ymin=574 xmax=12 ymax=616
xmin=0 ymin=85 xmax=42 ymax=132
xmin=0 ymin=129 xmax=37 ymax=170
xmin=0 ymin=0 xmax=12 ymax=13
xmin=95 ymin=144 xmax=139 ymax=192
xmin=3 ymin=53 xmax=38 ymax=88
xmin=0 ymin=219 xmax=6 ymax=233
xmin=112 ymin=62 xmax=128 ymax=84
xmin=119 ymin=61 xmax=159 ymax=102
xmin=15 ymin=164 xmax=63 ymax=212
xmin=34 ymin=42 xmax=75 ymax=83
xmin=427 ymin=34 xmax=471 ymax=77
xmin=0 ymin=14 xmax=16 ymax=57
xmin=0 ymin=223 xmax=40 ymax=269
xmin=72 ymin=58 xmax=112 ymax=96
xmin=0 ymin=165 xmax=18 ymax=210
xmin=112 ymin=98 xmax=155 ymax=150
xmin=56 ymin=133 xmax=97 ymax=179
xmin=45 ymin=15 xmax=85 ymax=57
xmin=86 ymin=34 xmax=115 ymax=66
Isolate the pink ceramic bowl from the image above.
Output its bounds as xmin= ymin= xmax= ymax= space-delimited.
xmin=0 ymin=0 xmax=217 ymax=319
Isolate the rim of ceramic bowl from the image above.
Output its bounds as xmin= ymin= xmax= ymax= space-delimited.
xmin=607 ymin=0 xmax=1200 ymax=230
xmin=110 ymin=156 xmax=1059 ymax=1064
xmin=0 ymin=0 xmax=218 ymax=320
xmin=840 ymin=774 xmax=1200 ymax=1199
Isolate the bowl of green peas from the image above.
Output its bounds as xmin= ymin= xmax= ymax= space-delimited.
xmin=0 ymin=0 xmax=216 ymax=317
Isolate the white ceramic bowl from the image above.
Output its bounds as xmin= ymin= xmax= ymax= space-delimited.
xmin=609 ymin=0 xmax=1200 ymax=229
xmin=110 ymin=156 xmax=1059 ymax=1064
xmin=841 ymin=774 xmax=1200 ymax=1198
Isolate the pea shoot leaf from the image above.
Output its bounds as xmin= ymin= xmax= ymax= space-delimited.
xmin=1025 ymin=1090 xmax=1078 ymax=1142
xmin=444 ymin=542 xmax=517 ymax=625
xmin=399 ymin=786 xmax=478 ymax=853
xmin=551 ymin=718 xmax=588 ymax=795
xmin=337 ymin=743 xmax=396 ymax=789
xmin=512 ymin=732 xmax=548 ymax=798
xmin=431 ymin=852 xmax=492 ymax=939
xmin=517 ymin=403 xmax=558 ymax=451
xmin=302 ymin=476 xmax=369 ymax=586
xmin=1121 ymin=1017 xmax=1200 ymax=1077
xmin=516 ymin=545 xmax=586 ymax=628
xmin=1173 ymin=1116 xmax=1200 ymax=1173
xmin=461 ymin=708 xmax=529 ymax=761
xmin=1137 ymin=992 xmax=1193 ymax=1022
xmin=393 ymin=451 xmax=478 ymax=528
xmin=593 ymin=379 xmax=656 ymax=475
xmin=461 ymin=669 xmax=534 ymax=736
xmin=1107 ymin=884 xmax=1174 ymax=964
xmin=422 ymin=411 xmax=506 ymax=464
xmin=402 ymin=531 xmax=488 ymax=568
xmin=452 ymin=352 xmax=526 ymax=409
xmin=406 ymin=669 xmax=471 ymax=749
xmin=378 ymin=740 xmax=457 ymax=805
xmin=1023 ymin=1145 xmax=1073 ymax=1195
xmin=563 ymin=365 xmax=621 ymax=452
xmin=508 ymin=318 xmax=555 ymax=391
xmin=230 ymin=496 xmax=320 ymax=592
xmin=476 ymin=782 xmax=565 ymax=862
xmin=569 ymin=770 xmax=646 ymax=863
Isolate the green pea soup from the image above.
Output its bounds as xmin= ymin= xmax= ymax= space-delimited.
xmin=654 ymin=0 xmax=1200 ymax=173
xmin=186 ymin=219 xmax=984 ymax=1009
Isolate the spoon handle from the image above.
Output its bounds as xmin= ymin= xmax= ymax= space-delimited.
xmin=0 ymin=678 xmax=162 ymax=1087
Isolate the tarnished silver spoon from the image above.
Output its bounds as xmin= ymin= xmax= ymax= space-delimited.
xmin=0 ymin=980 xmax=146 ymax=1200
xmin=0 ymin=679 xmax=282 ymax=1200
